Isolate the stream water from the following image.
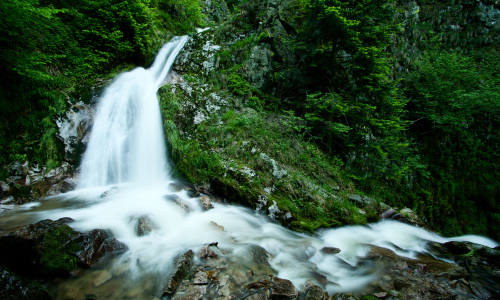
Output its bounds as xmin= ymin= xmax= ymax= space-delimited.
xmin=1 ymin=36 xmax=498 ymax=299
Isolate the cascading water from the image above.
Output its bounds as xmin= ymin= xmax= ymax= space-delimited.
xmin=78 ymin=36 xmax=188 ymax=188
xmin=0 ymin=36 xmax=498 ymax=299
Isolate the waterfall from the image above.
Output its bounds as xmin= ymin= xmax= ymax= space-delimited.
xmin=1 ymin=36 xmax=497 ymax=299
xmin=78 ymin=36 xmax=188 ymax=189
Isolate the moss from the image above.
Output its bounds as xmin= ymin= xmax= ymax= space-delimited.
xmin=40 ymin=225 xmax=80 ymax=274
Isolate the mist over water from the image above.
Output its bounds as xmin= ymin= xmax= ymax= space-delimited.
xmin=2 ymin=36 xmax=498 ymax=298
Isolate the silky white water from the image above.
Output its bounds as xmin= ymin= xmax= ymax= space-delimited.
xmin=1 ymin=36 xmax=498 ymax=298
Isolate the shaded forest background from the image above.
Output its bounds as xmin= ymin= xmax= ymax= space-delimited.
xmin=0 ymin=0 xmax=499 ymax=239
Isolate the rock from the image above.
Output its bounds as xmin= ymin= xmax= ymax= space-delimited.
xmin=0 ymin=181 xmax=11 ymax=195
xmin=164 ymin=194 xmax=191 ymax=212
xmin=198 ymin=195 xmax=213 ymax=210
xmin=392 ymin=208 xmax=428 ymax=228
xmin=168 ymin=182 xmax=184 ymax=192
xmin=136 ymin=216 xmax=155 ymax=236
xmin=193 ymin=270 xmax=209 ymax=285
xmin=304 ymin=283 xmax=326 ymax=300
xmin=381 ymin=208 xmax=396 ymax=219
xmin=0 ymin=218 xmax=125 ymax=279
xmin=217 ymin=275 xmax=235 ymax=298
xmin=74 ymin=229 xmax=127 ymax=267
xmin=373 ymin=291 xmax=387 ymax=298
xmin=320 ymin=247 xmax=341 ymax=255
xmin=0 ymin=267 xmax=52 ymax=300
xmin=347 ymin=194 xmax=376 ymax=207
xmin=443 ymin=241 xmax=473 ymax=255
xmin=161 ymin=250 xmax=194 ymax=296
xmin=197 ymin=242 xmax=220 ymax=259
xmin=245 ymin=244 xmax=272 ymax=269
xmin=92 ymin=270 xmax=112 ymax=287
xmin=271 ymin=277 xmax=297 ymax=299
xmin=172 ymin=283 xmax=207 ymax=300
xmin=330 ymin=293 xmax=357 ymax=300
xmin=243 ymin=289 xmax=270 ymax=299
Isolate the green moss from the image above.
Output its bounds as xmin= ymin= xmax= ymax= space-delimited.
xmin=40 ymin=225 xmax=80 ymax=273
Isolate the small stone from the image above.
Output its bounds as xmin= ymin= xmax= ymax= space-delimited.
xmin=320 ymin=247 xmax=341 ymax=255
xmin=373 ymin=291 xmax=387 ymax=298
xmin=199 ymin=195 xmax=213 ymax=210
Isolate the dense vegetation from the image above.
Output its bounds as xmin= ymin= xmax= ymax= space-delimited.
xmin=1 ymin=0 xmax=499 ymax=239
xmin=0 ymin=0 xmax=204 ymax=172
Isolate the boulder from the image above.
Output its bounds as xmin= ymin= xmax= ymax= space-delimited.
xmin=0 ymin=218 xmax=126 ymax=279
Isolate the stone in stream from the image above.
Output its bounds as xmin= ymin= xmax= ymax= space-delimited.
xmin=271 ymin=277 xmax=298 ymax=299
xmin=320 ymin=247 xmax=341 ymax=255
xmin=164 ymin=194 xmax=191 ymax=212
xmin=198 ymin=195 xmax=213 ymax=210
xmin=161 ymin=250 xmax=194 ymax=296
xmin=0 ymin=218 xmax=126 ymax=279
xmin=136 ymin=215 xmax=155 ymax=236
xmin=303 ymin=283 xmax=327 ymax=300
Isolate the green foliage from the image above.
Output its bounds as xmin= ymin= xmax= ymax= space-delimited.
xmin=159 ymin=81 xmax=365 ymax=232
xmin=228 ymin=74 xmax=251 ymax=97
xmin=403 ymin=50 xmax=500 ymax=238
xmin=0 ymin=0 xmax=203 ymax=173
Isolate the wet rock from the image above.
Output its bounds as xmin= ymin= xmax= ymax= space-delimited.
xmin=360 ymin=244 xmax=500 ymax=299
xmin=193 ymin=270 xmax=209 ymax=285
xmin=244 ymin=289 xmax=270 ymax=299
xmin=198 ymin=195 xmax=214 ymax=210
xmin=245 ymin=244 xmax=272 ymax=269
xmin=381 ymin=208 xmax=396 ymax=219
xmin=164 ymin=194 xmax=191 ymax=212
xmin=391 ymin=208 xmax=427 ymax=228
xmin=303 ymin=283 xmax=326 ymax=300
xmin=443 ymin=241 xmax=474 ymax=255
xmin=217 ymin=275 xmax=235 ymax=298
xmin=161 ymin=250 xmax=194 ymax=296
xmin=0 ymin=267 xmax=52 ymax=300
xmin=74 ymin=229 xmax=127 ymax=267
xmin=330 ymin=293 xmax=357 ymax=300
xmin=320 ymin=247 xmax=341 ymax=255
xmin=92 ymin=270 xmax=112 ymax=287
xmin=168 ymin=182 xmax=184 ymax=192
xmin=136 ymin=216 xmax=155 ymax=236
xmin=271 ymin=277 xmax=297 ymax=299
xmin=0 ymin=218 xmax=125 ymax=279
xmin=245 ymin=280 xmax=271 ymax=291
xmin=172 ymin=283 xmax=207 ymax=300
xmin=197 ymin=242 xmax=220 ymax=259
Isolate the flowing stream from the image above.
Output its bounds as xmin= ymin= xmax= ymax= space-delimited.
xmin=1 ymin=36 xmax=498 ymax=299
